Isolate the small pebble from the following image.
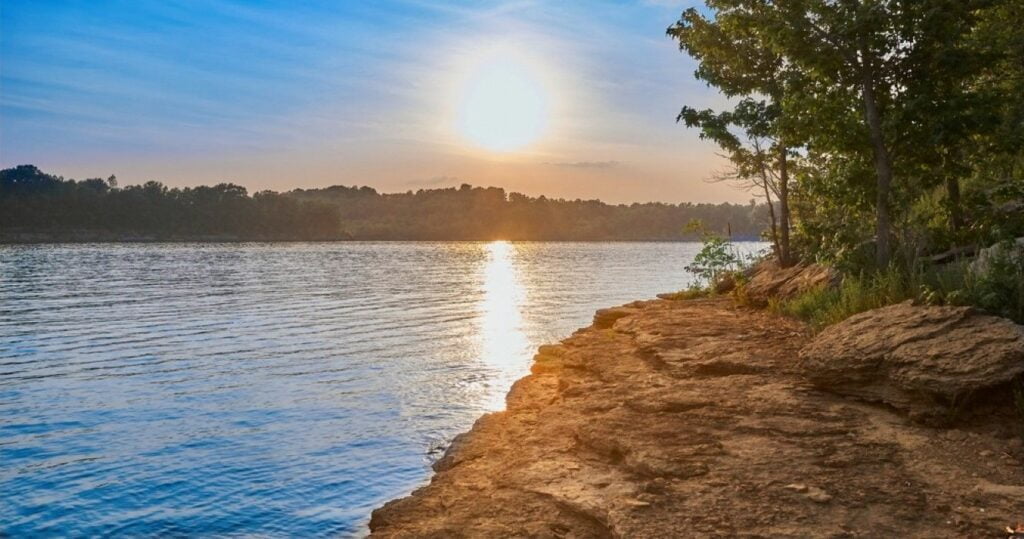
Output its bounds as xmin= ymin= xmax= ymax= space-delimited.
xmin=806 ymin=487 xmax=832 ymax=504
xmin=943 ymin=430 xmax=968 ymax=442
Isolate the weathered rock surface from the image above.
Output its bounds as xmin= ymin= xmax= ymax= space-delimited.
xmin=369 ymin=298 xmax=1024 ymax=537
xmin=744 ymin=260 xmax=839 ymax=306
xmin=800 ymin=301 xmax=1024 ymax=419
xmin=971 ymin=237 xmax=1024 ymax=275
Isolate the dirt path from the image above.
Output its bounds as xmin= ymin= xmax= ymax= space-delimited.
xmin=369 ymin=298 xmax=1024 ymax=538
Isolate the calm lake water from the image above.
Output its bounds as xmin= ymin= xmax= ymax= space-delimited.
xmin=1 ymin=241 xmax=765 ymax=537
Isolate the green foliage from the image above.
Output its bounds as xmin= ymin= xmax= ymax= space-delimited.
xmin=940 ymin=244 xmax=1024 ymax=322
xmin=777 ymin=248 xmax=1024 ymax=330
xmin=672 ymin=1 xmax=1024 ymax=271
xmin=775 ymin=268 xmax=911 ymax=330
xmin=685 ymin=233 xmax=742 ymax=287
xmin=669 ymin=5 xmax=796 ymax=266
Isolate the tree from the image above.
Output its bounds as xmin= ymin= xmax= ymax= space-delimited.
xmin=669 ymin=1 xmax=798 ymax=266
xmin=762 ymin=0 xmax=990 ymax=266
xmin=677 ymin=99 xmax=789 ymax=263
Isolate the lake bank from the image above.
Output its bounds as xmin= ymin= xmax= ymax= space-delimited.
xmin=0 ymin=230 xmax=764 ymax=244
xmin=369 ymin=296 xmax=1024 ymax=537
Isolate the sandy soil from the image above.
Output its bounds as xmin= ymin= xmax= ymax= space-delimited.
xmin=369 ymin=298 xmax=1024 ymax=538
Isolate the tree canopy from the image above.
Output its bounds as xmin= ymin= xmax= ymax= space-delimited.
xmin=671 ymin=0 xmax=1024 ymax=270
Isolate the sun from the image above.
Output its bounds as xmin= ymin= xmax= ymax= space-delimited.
xmin=455 ymin=52 xmax=549 ymax=152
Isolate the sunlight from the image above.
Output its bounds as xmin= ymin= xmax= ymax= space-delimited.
xmin=478 ymin=241 xmax=530 ymax=410
xmin=455 ymin=51 xmax=549 ymax=152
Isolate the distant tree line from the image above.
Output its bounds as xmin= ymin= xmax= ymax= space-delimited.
xmin=1 ymin=165 xmax=344 ymax=241
xmin=1 ymin=165 xmax=771 ymax=242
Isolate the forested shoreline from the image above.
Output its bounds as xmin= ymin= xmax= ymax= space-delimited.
xmin=0 ymin=165 xmax=770 ymax=242
xmin=670 ymin=0 xmax=1023 ymax=269
xmin=669 ymin=1 xmax=1024 ymax=323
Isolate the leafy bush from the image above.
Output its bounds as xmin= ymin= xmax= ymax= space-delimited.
xmin=942 ymin=242 xmax=1024 ymax=322
xmin=685 ymin=234 xmax=744 ymax=289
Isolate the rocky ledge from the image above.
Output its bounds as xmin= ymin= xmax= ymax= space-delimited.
xmin=369 ymin=298 xmax=1024 ymax=537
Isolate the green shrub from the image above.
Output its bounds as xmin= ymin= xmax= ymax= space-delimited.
xmin=952 ymin=244 xmax=1024 ymax=322
xmin=776 ymin=247 xmax=1024 ymax=330
xmin=685 ymin=234 xmax=741 ymax=288
xmin=775 ymin=267 xmax=915 ymax=329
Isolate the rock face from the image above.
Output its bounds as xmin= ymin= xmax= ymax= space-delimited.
xmin=744 ymin=260 xmax=839 ymax=306
xmin=799 ymin=301 xmax=1024 ymax=419
xmin=971 ymin=236 xmax=1024 ymax=276
xmin=369 ymin=298 xmax=1024 ymax=537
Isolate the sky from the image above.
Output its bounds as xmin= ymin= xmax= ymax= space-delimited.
xmin=0 ymin=0 xmax=743 ymax=204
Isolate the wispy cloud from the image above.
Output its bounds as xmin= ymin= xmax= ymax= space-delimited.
xmin=406 ymin=175 xmax=461 ymax=186
xmin=545 ymin=160 xmax=621 ymax=169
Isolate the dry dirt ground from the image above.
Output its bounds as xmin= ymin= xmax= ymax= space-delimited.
xmin=369 ymin=298 xmax=1024 ymax=538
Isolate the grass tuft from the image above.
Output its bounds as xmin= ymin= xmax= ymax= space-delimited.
xmin=773 ymin=247 xmax=1024 ymax=331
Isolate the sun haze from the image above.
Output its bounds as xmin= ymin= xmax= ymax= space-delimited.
xmin=455 ymin=48 xmax=550 ymax=153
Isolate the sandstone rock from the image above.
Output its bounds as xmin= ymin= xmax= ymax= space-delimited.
xmin=593 ymin=307 xmax=636 ymax=329
xmin=805 ymin=487 xmax=832 ymax=503
xmin=714 ymin=272 xmax=737 ymax=294
xmin=744 ymin=260 xmax=839 ymax=306
xmin=799 ymin=302 xmax=1024 ymax=418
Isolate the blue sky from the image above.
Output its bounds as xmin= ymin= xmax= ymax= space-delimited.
xmin=0 ymin=0 xmax=740 ymax=203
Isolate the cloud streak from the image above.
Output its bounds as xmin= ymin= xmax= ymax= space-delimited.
xmin=406 ymin=175 xmax=461 ymax=186
xmin=545 ymin=160 xmax=621 ymax=169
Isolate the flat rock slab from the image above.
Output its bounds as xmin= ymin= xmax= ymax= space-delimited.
xmin=799 ymin=301 xmax=1024 ymax=419
xmin=369 ymin=298 xmax=1024 ymax=538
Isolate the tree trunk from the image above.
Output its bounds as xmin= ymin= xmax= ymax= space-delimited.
xmin=777 ymin=146 xmax=792 ymax=267
xmin=860 ymin=61 xmax=894 ymax=267
xmin=946 ymin=175 xmax=963 ymax=233
xmin=760 ymin=172 xmax=781 ymax=262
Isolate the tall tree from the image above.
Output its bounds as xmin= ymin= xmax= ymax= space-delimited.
xmin=677 ymin=99 xmax=789 ymax=263
xmin=669 ymin=1 xmax=799 ymax=266
xmin=763 ymin=0 xmax=989 ymax=265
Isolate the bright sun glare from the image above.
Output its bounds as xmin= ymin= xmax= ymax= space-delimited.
xmin=456 ymin=53 xmax=549 ymax=152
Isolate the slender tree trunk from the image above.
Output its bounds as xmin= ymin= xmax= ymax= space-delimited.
xmin=761 ymin=173 xmax=781 ymax=262
xmin=860 ymin=61 xmax=894 ymax=267
xmin=946 ymin=176 xmax=963 ymax=233
xmin=777 ymin=146 xmax=792 ymax=267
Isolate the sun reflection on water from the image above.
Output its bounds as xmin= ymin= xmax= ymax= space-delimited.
xmin=478 ymin=241 xmax=531 ymax=410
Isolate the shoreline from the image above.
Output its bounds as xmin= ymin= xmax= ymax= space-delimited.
xmin=0 ymin=231 xmax=763 ymax=244
xmin=368 ymin=296 xmax=1024 ymax=537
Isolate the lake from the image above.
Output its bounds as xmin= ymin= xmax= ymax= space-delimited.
xmin=0 ymin=241 xmax=765 ymax=536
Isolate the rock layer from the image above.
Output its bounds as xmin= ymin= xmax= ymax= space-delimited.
xmin=799 ymin=301 xmax=1024 ymax=420
xmin=369 ymin=298 xmax=1024 ymax=538
xmin=744 ymin=260 xmax=839 ymax=305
